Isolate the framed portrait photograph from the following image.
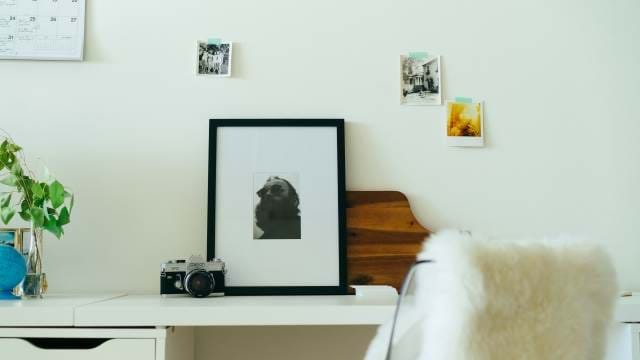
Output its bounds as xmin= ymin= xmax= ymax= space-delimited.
xmin=445 ymin=100 xmax=484 ymax=147
xmin=253 ymin=172 xmax=301 ymax=240
xmin=400 ymin=54 xmax=441 ymax=105
xmin=208 ymin=119 xmax=347 ymax=296
xmin=197 ymin=41 xmax=232 ymax=77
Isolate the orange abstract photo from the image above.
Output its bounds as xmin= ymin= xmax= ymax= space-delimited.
xmin=446 ymin=101 xmax=484 ymax=147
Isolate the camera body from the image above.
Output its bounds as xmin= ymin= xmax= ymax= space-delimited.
xmin=160 ymin=256 xmax=225 ymax=298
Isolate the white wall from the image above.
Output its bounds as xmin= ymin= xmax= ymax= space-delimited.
xmin=1 ymin=0 xmax=639 ymax=358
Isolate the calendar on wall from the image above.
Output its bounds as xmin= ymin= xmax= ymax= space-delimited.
xmin=0 ymin=0 xmax=85 ymax=61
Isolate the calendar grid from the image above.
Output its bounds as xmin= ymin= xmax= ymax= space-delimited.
xmin=0 ymin=0 xmax=85 ymax=60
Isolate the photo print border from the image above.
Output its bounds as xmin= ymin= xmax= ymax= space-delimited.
xmin=445 ymin=100 xmax=485 ymax=147
xmin=253 ymin=172 xmax=302 ymax=240
xmin=197 ymin=40 xmax=233 ymax=77
xmin=400 ymin=53 xmax=442 ymax=106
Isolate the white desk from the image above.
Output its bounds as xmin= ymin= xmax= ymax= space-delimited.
xmin=617 ymin=293 xmax=640 ymax=322
xmin=614 ymin=293 xmax=640 ymax=360
xmin=74 ymin=294 xmax=397 ymax=327
xmin=3 ymin=291 xmax=639 ymax=359
xmin=0 ymin=289 xmax=397 ymax=328
xmin=0 ymin=294 xmax=123 ymax=327
xmin=0 ymin=289 xmax=396 ymax=360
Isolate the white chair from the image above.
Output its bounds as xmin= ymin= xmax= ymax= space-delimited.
xmin=365 ymin=230 xmax=618 ymax=360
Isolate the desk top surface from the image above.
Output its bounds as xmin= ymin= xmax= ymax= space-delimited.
xmin=74 ymin=293 xmax=397 ymax=327
xmin=616 ymin=292 xmax=640 ymax=322
xmin=3 ymin=290 xmax=639 ymax=327
xmin=0 ymin=294 xmax=124 ymax=326
xmin=0 ymin=288 xmax=397 ymax=327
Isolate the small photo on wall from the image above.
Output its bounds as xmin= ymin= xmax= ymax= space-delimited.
xmin=253 ymin=173 xmax=301 ymax=240
xmin=446 ymin=100 xmax=484 ymax=147
xmin=197 ymin=41 xmax=232 ymax=76
xmin=401 ymin=54 xmax=441 ymax=105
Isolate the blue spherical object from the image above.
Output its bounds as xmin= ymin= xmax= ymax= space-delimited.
xmin=0 ymin=245 xmax=27 ymax=293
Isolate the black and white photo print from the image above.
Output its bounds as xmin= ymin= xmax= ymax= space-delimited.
xmin=197 ymin=41 xmax=232 ymax=76
xmin=253 ymin=173 xmax=301 ymax=240
xmin=400 ymin=54 xmax=441 ymax=105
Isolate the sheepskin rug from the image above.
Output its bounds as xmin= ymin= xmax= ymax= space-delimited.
xmin=365 ymin=230 xmax=618 ymax=360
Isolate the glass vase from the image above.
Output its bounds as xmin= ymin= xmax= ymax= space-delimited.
xmin=22 ymin=226 xmax=45 ymax=298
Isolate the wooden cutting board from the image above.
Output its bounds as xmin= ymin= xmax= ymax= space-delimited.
xmin=346 ymin=191 xmax=430 ymax=291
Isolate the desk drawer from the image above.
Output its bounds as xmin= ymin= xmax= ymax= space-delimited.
xmin=0 ymin=338 xmax=156 ymax=360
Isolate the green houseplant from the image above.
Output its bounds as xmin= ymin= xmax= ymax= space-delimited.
xmin=0 ymin=133 xmax=73 ymax=297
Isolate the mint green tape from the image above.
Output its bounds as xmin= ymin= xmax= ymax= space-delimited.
xmin=408 ymin=52 xmax=428 ymax=60
xmin=207 ymin=38 xmax=221 ymax=45
xmin=455 ymin=97 xmax=473 ymax=103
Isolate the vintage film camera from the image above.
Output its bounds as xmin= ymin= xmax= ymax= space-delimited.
xmin=160 ymin=256 xmax=226 ymax=298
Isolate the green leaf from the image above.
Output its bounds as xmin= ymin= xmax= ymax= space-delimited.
xmin=44 ymin=216 xmax=62 ymax=239
xmin=6 ymin=142 xmax=21 ymax=153
xmin=1 ymin=152 xmax=14 ymax=165
xmin=34 ymin=198 xmax=45 ymax=208
xmin=31 ymin=182 xmax=45 ymax=200
xmin=0 ymin=193 xmax=11 ymax=207
xmin=30 ymin=207 xmax=45 ymax=228
xmin=49 ymin=181 xmax=65 ymax=209
xmin=0 ymin=174 xmax=18 ymax=186
xmin=69 ymin=193 xmax=74 ymax=211
xmin=0 ymin=148 xmax=9 ymax=171
xmin=10 ymin=162 xmax=22 ymax=176
xmin=7 ymin=152 xmax=16 ymax=166
xmin=1 ymin=206 xmax=15 ymax=225
xmin=18 ymin=211 xmax=31 ymax=221
xmin=58 ymin=207 xmax=70 ymax=226
xmin=20 ymin=198 xmax=29 ymax=212
xmin=19 ymin=176 xmax=33 ymax=192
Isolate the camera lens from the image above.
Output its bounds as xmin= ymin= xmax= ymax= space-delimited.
xmin=185 ymin=270 xmax=215 ymax=298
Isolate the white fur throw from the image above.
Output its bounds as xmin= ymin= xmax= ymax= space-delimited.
xmin=365 ymin=230 xmax=618 ymax=360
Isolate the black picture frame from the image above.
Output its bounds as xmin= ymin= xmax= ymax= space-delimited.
xmin=207 ymin=119 xmax=348 ymax=296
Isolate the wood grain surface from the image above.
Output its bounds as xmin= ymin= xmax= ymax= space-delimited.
xmin=346 ymin=191 xmax=430 ymax=291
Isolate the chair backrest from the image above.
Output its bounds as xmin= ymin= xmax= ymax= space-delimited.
xmin=418 ymin=230 xmax=618 ymax=360
xmin=366 ymin=230 xmax=618 ymax=360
